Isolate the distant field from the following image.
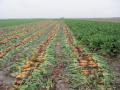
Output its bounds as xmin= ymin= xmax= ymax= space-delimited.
xmin=80 ymin=18 xmax=120 ymax=23
xmin=0 ymin=19 xmax=44 ymax=27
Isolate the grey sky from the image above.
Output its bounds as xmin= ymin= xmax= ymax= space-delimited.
xmin=0 ymin=0 xmax=120 ymax=19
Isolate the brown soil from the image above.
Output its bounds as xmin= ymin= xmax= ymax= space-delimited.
xmin=52 ymin=42 xmax=67 ymax=90
xmin=0 ymin=53 xmax=21 ymax=90
xmin=108 ymin=58 xmax=120 ymax=89
xmin=0 ymin=66 xmax=15 ymax=90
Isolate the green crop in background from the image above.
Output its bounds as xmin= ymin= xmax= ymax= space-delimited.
xmin=0 ymin=19 xmax=44 ymax=27
xmin=65 ymin=19 xmax=120 ymax=57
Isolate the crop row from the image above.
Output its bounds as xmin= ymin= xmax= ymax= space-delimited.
xmin=64 ymin=25 xmax=113 ymax=89
xmin=0 ymin=21 xmax=58 ymax=69
xmin=0 ymin=21 xmax=58 ymax=59
xmin=12 ymin=23 xmax=72 ymax=90
xmin=10 ymin=23 xmax=60 ymax=90
xmin=0 ymin=21 xmax=55 ymax=51
xmin=0 ymin=20 xmax=52 ymax=42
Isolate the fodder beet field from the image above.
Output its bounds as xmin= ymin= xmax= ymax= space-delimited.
xmin=0 ymin=19 xmax=120 ymax=90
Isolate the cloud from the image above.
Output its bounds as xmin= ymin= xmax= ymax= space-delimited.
xmin=0 ymin=0 xmax=120 ymax=18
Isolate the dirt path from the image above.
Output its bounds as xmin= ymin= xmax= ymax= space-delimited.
xmin=0 ymin=67 xmax=15 ymax=90
xmin=52 ymin=42 xmax=67 ymax=90
xmin=0 ymin=54 xmax=20 ymax=90
xmin=108 ymin=58 xmax=120 ymax=89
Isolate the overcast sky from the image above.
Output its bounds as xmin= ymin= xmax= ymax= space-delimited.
xmin=0 ymin=0 xmax=120 ymax=19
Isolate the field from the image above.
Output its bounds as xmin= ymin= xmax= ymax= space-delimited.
xmin=0 ymin=19 xmax=119 ymax=90
xmin=81 ymin=18 xmax=120 ymax=23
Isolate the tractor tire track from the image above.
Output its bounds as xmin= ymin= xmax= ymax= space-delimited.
xmin=52 ymin=42 xmax=66 ymax=90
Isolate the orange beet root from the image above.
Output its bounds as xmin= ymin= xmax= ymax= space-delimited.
xmin=14 ymin=80 xmax=20 ymax=85
xmin=82 ymin=70 xmax=91 ymax=75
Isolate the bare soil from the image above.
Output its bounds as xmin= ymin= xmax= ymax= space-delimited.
xmin=52 ymin=42 xmax=68 ymax=90
xmin=108 ymin=58 xmax=120 ymax=89
xmin=0 ymin=66 xmax=15 ymax=90
xmin=0 ymin=53 xmax=21 ymax=90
